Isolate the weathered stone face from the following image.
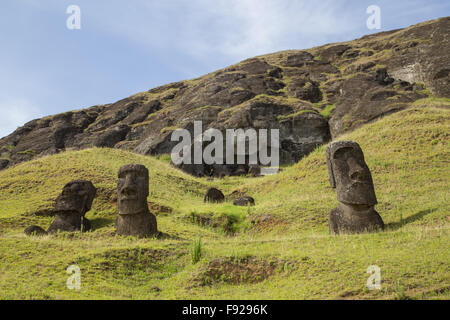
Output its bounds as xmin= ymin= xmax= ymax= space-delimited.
xmin=326 ymin=141 xmax=384 ymax=234
xmin=326 ymin=140 xmax=377 ymax=206
xmin=47 ymin=180 xmax=96 ymax=234
xmin=115 ymin=164 xmax=158 ymax=237
xmin=117 ymin=164 xmax=149 ymax=215
xmin=54 ymin=180 xmax=96 ymax=216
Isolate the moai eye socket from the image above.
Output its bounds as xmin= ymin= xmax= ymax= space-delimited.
xmin=333 ymin=147 xmax=353 ymax=160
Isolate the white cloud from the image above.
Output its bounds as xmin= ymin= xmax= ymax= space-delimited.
xmin=89 ymin=0 xmax=357 ymax=66
xmin=0 ymin=99 xmax=43 ymax=139
xmin=200 ymin=0 xmax=356 ymax=59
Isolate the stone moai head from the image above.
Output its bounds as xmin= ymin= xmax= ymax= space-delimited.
xmin=117 ymin=164 xmax=149 ymax=215
xmin=54 ymin=180 xmax=97 ymax=216
xmin=326 ymin=141 xmax=377 ymax=206
xmin=45 ymin=180 xmax=96 ymax=234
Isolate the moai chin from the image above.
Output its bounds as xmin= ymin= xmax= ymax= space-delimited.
xmin=115 ymin=164 xmax=158 ymax=237
xmin=47 ymin=180 xmax=96 ymax=233
xmin=326 ymin=141 xmax=384 ymax=234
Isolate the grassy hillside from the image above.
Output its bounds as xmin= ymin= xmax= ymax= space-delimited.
xmin=0 ymin=107 xmax=448 ymax=299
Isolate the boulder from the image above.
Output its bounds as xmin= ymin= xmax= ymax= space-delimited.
xmin=0 ymin=159 xmax=9 ymax=170
xmin=248 ymin=165 xmax=261 ymax=177
xmin=204 ymin=188 xmax=225 ymax=203
xmin=24 ymin=225 xmax=47 ymax=236
xmin=233 ymin=196 xmax=255 ymax=206
xmin=282 ymin=52 xmax=314 ymax=67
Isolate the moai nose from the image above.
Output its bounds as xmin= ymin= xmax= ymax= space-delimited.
xmin=121 ymin=175 xmax=137 ymax=194
xmin=348 ymin=158 xmax=368 ymax=181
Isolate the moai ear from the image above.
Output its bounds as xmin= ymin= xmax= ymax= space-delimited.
xmin=85 ymin=183 xmax=97 ymax=211
xmin=326 ymin=145 xmax=336 ymax=188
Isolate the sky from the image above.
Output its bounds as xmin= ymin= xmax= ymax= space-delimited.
xmin=0 ymin=0 xmax=449 ymax=138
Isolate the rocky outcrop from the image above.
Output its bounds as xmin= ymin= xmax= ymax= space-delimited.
xmin=1 ymin=17 xmax=448 ymax=174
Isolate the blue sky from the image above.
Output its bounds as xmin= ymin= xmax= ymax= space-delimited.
xmin=0 ymin=0 xmax=449 ymax=138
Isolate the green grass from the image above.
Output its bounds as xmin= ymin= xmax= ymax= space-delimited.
xmin=0 ymin=107 xmax=448 ymax=299
xmin=276 ymin=109 xmax=317 ymax=121
xmin=16 ymin=149 xmax=35 ymax=156
xmin=319 ymin=104 xmax=336 ymax=119
xmin=413 ymin=96 xmax=450 ymax=108
xmin=191 ymin=238 xmax=203 ymax=264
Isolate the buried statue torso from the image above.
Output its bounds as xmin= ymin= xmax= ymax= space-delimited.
xmin=329 ymin=203 xmax=384 ymax=234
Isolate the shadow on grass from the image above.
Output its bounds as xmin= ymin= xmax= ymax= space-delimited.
xmin=89 ymin=217 xmax=114 ymax=231
xmin=386 ymin=208 xmax=437 ymax=231
xmin=86 ymin=218 xmax=183 ymax=240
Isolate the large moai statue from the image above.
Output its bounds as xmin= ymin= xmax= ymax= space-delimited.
xmin=326 ymin=141 xmax=384 ymax=234
xmin=115 ymin=164 xmax=158 ymax=237
xmin=47 ymin=180 xmax=97 ymax=233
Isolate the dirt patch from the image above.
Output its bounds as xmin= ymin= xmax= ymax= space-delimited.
xmin=148 ymin=202 xmax=173 ymax=215
xmin=193 ymin=257 xmax=292 ymax=286
xmin=187 ymin=212 xmax=247 ymax=235
xmin=188 ymin=212 xmax=220 ymax=228
xmin=84 ymin=248 xmax=173 ymax=274
xmin=249 ymin=214 xmax=289 ymax=232
xmin=336 ymin=289 xmax=363 ymax=299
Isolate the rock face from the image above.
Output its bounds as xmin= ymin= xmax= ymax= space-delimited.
xmin=326 ymin=141 xmax=384 ymax=234
xmin=1 ymin=17 xmax=448 ymax=174
xmin=115 ymin=164 xmax=158 ymax=237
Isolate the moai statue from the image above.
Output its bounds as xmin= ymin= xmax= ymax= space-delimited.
xmin=47 ymin=180 xmax=97 ymax=233
xmin=326 ymin=141 xmax=384 ymax=234
xmin=115 ymin=164 xmax=158 ymax=237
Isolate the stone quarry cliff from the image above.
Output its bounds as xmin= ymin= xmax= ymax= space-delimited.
xmin=0 ymin=17 xmax=448 ymax=175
